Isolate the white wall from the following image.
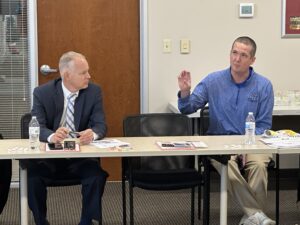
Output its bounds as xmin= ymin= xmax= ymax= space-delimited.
xmin=147 ymin=0 xmax=300 ymax=112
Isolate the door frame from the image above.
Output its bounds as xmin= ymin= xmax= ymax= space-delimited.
xmin=140 ymin=0 xmax=149 ymax=113
xmin=28 ymin=0 xmax=38 ymax=106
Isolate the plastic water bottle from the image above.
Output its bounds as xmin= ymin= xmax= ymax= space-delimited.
xmin=245 ymin=112 xmax=256 ymax=145
xmin=29 ymin=116 xmax=40 ymax=151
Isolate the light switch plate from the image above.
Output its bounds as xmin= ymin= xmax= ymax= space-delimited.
xmin=163 ymin=39 xmax=172 ymax=53
xmin=239 ymin=3 xmax=254 ymax=18
xmin=180 ymin=39 xmax=190 ymax=54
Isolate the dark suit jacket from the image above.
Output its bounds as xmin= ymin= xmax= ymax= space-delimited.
xmin=31 ymin=78 xmax=107 ymax=142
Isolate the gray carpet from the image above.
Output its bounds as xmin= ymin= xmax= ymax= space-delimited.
xmin=0 ymin=182 xmax=299 ymax=225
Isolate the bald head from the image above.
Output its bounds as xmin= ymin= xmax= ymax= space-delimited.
xmin=59 ymin=51 xmax=87 ymax=77
xmin=58 ymin=51 xmax=91 ymax=92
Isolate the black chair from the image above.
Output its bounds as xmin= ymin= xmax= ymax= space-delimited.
xmin=0 ymin=133 xmax=12 ymax=215
xmin=298 ymin=154 xmax=300 ymax=203
xmin=122 ymin=113 xmax=202 ymax=225
xmin=20 ymin=113 xmax=102 ymax=224
xmin=199 ymin=107 xmax=277 ymax=225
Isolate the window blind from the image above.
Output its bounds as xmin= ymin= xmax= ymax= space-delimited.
xmin=0 ymin=0 xmax=31 ymax=139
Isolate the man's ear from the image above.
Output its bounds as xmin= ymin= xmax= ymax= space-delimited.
xmin=250 ymin=56 xmax=256 ymax=65
xmin=62 ymin=70 xmax=70 ymax=80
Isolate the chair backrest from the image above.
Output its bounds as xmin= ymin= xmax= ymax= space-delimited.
xmin=200 ymin=106 xmax=209 ymax=135
xmin=123 ymin=113 xmax=194 ymax=170
xmin=21 ymin=113 xmax=32 ymax=139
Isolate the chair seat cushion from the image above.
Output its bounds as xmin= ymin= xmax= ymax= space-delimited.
xmin=130 ymin=169 xmax=202 ymax=190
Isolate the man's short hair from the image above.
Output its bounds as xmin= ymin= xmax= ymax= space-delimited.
xmin=232 ymin=36 xmax=257 ymax=57
xmin=59 ymin=51 xmax=86 ymax=74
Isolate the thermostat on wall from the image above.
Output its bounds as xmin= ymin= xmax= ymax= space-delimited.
xmin=239 ymin=3 xmax=254 ymax=18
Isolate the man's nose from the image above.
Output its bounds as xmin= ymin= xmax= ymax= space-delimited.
xmin=235 ymin=54 xmax=241 ymax=61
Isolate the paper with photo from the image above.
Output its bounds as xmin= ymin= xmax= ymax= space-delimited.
xmin=91 ymin=139 xmax=130 ymax=148
xmin=156 ymin=141 xmax=195 ymax=150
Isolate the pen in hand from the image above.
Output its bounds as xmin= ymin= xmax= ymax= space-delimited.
xmin=69 ymin=131 xmax=81 ymax=137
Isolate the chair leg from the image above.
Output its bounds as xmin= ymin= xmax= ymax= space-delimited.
xmin=191 ymin=187 xmax=195 ymax=225
xmin=122 ymin=177 xmax=127 ymax=225
xmin=275 ymin=154 xmax=280 ymax=225
xmin=203 ymin=157 xmax=210 ymax=225
xmin=198 ymin=185 xmax=201 ymax=220
xmin=129 ymin=183 xmax=134 ymax=225
xmin=99 ymin=198 xmax=102 ymax=225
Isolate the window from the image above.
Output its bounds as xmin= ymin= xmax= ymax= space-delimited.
xmin=0 ymin=0 xmax=31 ymax=139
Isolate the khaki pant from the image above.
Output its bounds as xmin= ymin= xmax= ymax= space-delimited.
xmin=211 ymin=154 xmax=271 ymax=216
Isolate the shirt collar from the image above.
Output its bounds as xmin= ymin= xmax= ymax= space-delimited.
xmin=61 ymin=82 xmax=79 ymax=99
xmin=230 ymin=67 xmax=254 ymax=88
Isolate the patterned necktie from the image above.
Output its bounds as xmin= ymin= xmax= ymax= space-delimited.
xmin=65 ymin=93 xmax=77 ymax=137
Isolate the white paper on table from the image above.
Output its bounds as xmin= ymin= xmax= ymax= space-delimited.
xmin=156 ymin=141 xmax=208 ymax=150
xmin=156 ymin=141 xmax=195 ymax=150
xmin=191 ymin=141 xmax=208 ymax=148
xmin=260 ymin=137 xmax=300 ymax=149
xmin=91 ymin=139 xmax=130 ymax=148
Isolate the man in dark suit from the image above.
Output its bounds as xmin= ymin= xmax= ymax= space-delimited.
xmin=0 ymin=158 xmax=12 ymax=215
xmin=28 ymin=51 xmax=108 ymax=225
xmin=298 ymin=156 xmax=300 ymax=210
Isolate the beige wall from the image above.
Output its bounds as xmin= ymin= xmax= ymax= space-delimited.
xmin=147 ymin=0 xmax=300 ymax=112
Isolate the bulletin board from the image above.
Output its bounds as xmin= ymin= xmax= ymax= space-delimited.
xmin=282 ymin=0 xmax=300 ymax=37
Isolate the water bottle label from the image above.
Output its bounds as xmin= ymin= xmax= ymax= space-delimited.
xmin=29 ymin=127 xmax=40 ymax=135
xmin=245 ymin=122 xmax=255 ymax=129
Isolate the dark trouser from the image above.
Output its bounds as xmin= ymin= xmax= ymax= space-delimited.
xmin=0 ymin=159 xmax=12 ymax=214
xmin=298 ymin=155 xmax=300 ymax=202
xmin=26 ymin=158 xmax=108 ymax=225
xmin=298 ymin=178 xmax=300 ymax=202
